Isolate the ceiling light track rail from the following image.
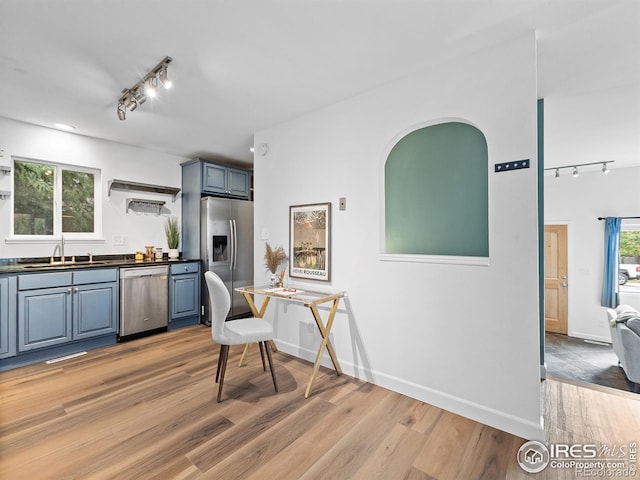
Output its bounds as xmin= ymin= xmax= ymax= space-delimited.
xmin=545 ymin=160 xmax=614 ymax=178
xmin=117 ymin=56 xmax=172 ymax=120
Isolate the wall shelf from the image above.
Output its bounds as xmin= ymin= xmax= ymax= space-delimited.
xmin=126 ymin=198 xmax=166 ymax=215
xmin=108 ymin=179 xmax=180 ymax=200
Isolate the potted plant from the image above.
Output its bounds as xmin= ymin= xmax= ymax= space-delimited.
xmin=164 ymin=217 xmax=180 ymax=259
xmin=264 ymin=243 xmax=288 ymax=287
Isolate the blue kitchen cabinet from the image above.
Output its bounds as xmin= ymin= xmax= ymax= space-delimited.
xmin=18 ymin=285 xmax=73 ymax=351
xmin=72 ymin=268 xmax=118 ymax=340
xmin=73 ymin=282 xmax=118 ymax=340
xmin=201 ymin=162 xmax=250 ymax=199
xmin=169 ymin=262 xmax=200 ymax=328
xmin=227 ymin=167 xmax=250 ymax=198
xmin=0 ymin=276 xmax=17 ymax=359
xmin=17 ymin=269 xmax=118 ymax=352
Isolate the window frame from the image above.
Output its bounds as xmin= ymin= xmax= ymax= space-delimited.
xmin=9 ymin=156 xmax=103 ymax=242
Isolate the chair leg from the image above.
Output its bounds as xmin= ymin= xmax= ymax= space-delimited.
xmin=264 ymin=341 xmax=278 ymax=393
xmin=216 ymin=345 xmax=224 ymax=383
xmin=258 ymin=342 xmax=267 ymax=371
xmin=217 ymin=344 xmax=230 ymax=403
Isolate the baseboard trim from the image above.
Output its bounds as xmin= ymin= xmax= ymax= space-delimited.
xmin=275 ymin=339 xmax=545 ymax=441
xmin=540 ymin=362 xmax=547 ymax=380
xmin=567 ymin=331 xmax=612 ymax=344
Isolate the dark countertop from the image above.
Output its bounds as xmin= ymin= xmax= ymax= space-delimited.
xmin=0 ymin=255 xmax=201 ymax=275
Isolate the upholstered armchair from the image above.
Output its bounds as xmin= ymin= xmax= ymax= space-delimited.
xmin=606 ymin=306 xmax=640 ymax=392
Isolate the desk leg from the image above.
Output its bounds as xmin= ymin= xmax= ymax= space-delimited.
xmin=238 ymin=294 xmax=276 ymax=367
xmin=305 ymin=298 xmax=342 ymax=398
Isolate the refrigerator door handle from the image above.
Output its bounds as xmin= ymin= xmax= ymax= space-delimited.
xmin=232 ymin=219 xmax=238 ymax=270
xmin=229 ymin=219 xmax=235 ymax=270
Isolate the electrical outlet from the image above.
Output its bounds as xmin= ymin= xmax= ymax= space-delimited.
xmin=113 ymin=234 xmax=128 ymax=246
xmin=261 ymin=228 xmax=269 ymax=240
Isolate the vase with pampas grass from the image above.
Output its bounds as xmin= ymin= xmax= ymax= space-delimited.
xmin=264 ymin=243 xmax=288 ymax=287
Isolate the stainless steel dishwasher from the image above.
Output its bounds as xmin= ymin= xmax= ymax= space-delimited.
xmin=119 ymin=265 xmax=169 ymax=341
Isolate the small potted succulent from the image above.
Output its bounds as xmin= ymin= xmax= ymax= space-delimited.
xmin=164 ymin=217 xmax=180 ymax=259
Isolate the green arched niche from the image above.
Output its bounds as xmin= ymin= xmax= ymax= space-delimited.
xmin=385 ymin=121 xmax=488 ymax=257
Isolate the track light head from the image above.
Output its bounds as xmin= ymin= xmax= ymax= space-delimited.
xmin=602 ymin=163 xmax=609 ymax=174
xmin=125 ymin=94 xmax=138 ymax=111
xmin=134 ymin=87 xmax=147 ymax=106
xmin=572 ymin=166 xmax=579 ymax=178
xmin=117 ymin=102 xmax=126 ymax=120
xmin=555 ymin=168 xmax=560 ymax=179
xmin=146 ymin=76 xmax=157 ymax=98
xmin=159 ymin=65 xmax=172 ymax=89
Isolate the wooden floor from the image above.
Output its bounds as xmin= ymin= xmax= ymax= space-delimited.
xmin=1 ymin=325 xmax=639 ymax=480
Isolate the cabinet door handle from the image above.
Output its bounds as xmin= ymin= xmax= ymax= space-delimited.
xmin=74 ymin=287 xmax=79 ymax=293
xmin=68 ymin=288 xmax=72 ymax=293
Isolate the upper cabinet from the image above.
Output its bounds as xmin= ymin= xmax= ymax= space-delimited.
xmin=181 ymin=158 xmax=253 ymax=259
xmin=202 ymin=162 xmax=250 ymax=199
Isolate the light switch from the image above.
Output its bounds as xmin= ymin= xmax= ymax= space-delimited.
xmin=261 ymin=227 xmax=269 ymax=240
xmin=339 ymin=197 xmax=346 ymax=211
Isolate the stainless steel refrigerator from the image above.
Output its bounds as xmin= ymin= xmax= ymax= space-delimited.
xmin=200 ymin=197 xmax=254 ymax=320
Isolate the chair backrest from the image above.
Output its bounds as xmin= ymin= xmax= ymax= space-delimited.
xmin=204 ymin=271 xmax=230 ymax=342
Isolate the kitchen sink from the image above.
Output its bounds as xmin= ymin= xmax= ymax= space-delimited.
xmin=22 ymin=261 xmax=110 ymax=269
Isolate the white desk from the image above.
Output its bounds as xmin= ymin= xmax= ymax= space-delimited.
xmin=235 ymin=285 xmax=345 ymax=398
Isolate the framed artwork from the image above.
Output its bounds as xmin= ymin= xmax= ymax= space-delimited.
xmin=289 ymin=202 xmax=331 ymax=281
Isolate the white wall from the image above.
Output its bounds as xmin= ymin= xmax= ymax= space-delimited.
xmin=545 ymin=165 xmax=640 ymax=341
xmin=254 ymin=34 xmax=543 ymax=440
xmin=0 ymin=118 xmax=186 ymax=259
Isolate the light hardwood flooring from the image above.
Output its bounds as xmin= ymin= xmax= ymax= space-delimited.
xmin=1 ymin=325 xmax=639 ymax=479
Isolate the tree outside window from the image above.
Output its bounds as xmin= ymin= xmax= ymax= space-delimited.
xmin=14 ymin=160 xmax=54 ymax=235
xmin=13 ymin=158 xmax=98 ymax=236
xmin=620 ymin=224 xmax=640 ymax=291
xmin=620 ymin=231 xmax=640 ymax=261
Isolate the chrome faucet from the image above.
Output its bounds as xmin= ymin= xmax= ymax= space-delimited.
xmin=50 ymin=236 xmax=66 ymax=264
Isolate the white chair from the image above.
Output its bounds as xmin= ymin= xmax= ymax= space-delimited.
xmin=204 ymin=271 xmax=278 ymax=402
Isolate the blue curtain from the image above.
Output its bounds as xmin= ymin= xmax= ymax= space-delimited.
xmin=601 ymin=217 xmax=621 ymax=308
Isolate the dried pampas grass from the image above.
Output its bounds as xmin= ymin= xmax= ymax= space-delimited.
xmin=264 ymin=243 xmax=288 ymax=273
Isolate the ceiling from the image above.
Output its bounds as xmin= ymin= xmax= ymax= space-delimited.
xmin=1 ymin=0 xmax=638 ymax=170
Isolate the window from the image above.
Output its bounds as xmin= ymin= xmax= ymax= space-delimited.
xmin=619 ymin=220 xmax=640 ymax=293
xmin=13 ymin=158 xmax=100 ymax=237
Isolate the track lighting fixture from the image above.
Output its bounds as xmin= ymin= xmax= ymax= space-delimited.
xmin=117 ymin=102 xmax=126 ymax=121
xmin=116 ymin=56 xmax=172 ymax=120
xmin=545 ymin=160 xmax=614 ymax=178
xmin=125 ymin=93 xmax=138 ymax=111
xmin=159 ymin=65 xmax=172 ymax=89
xmin=145 ymin=76 xmax=157 ymax=98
